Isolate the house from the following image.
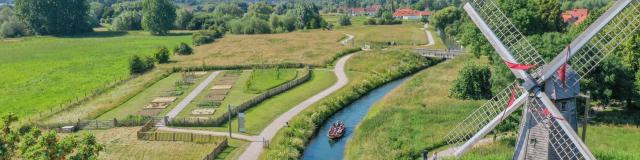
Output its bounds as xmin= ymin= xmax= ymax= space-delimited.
xmin=393 ymin=7 xmax=431 ymax=20
xmin=562 ymin=8 xmax=589 ymax=25
xmin=350 ymin=4 xmax=382 ymax=16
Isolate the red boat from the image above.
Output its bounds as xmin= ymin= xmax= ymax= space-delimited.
xmin=327 ymin=121 xmax=345 ymax=139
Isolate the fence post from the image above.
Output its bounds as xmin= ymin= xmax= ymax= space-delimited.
xmin=113 ymin=118 xmax=118 ymax=127
xmin=96 ymin=120 xmax=99 ymax=129
xmin=154 ymin=132 xmax=157 ymax=141
xmin=173 ymin=132 xmax=176 ymax=141
xmin=191 ymin=133 xmax=194 ymax=142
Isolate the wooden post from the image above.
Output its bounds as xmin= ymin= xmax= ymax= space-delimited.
xmin=113 ymin=118 xmax=118 ymax=127
xmin=228 ymin=105 xmax=232 ymax=138
xmin=173 ymin=132 xmax=176 ymax=141
xmin=582 ymin=91 xmax=590 ymax=142
xmin=191 ymin=133 xmax=194 ymax=142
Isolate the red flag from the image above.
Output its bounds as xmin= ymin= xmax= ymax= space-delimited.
xmin=505 ymin=61 xmax=536 ymax=70
xmin=506 ymin=87 xmax=517 ymax=108
xmin=542 ymin=108 xmax=564 ymax=120
xmin=557 ymin=46 xmax=570 ymax=85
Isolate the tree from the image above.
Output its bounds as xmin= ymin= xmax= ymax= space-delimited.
xmin=583 ymin=57 xmax=635 ymax=108
xmin=449 ymin=63 xmax=493 ymax=100
xmin=339 ymin=15 xmax=351 ymax=26
xmin=141 ymin=0 xmax=176 ymax=35
xmin=0 ymin=114 xmax=103 ymax=159
xmin=1 ymin=18 xmax=27 ymax=38
xmin=175 ymin=8 xmax=192 ymax=30
xmin=247 ymin=2 xmax=274 ymax=20
xmin=430 ymin=6 xmax=460 ymax=31
xmin=154 ymin=46 xmax=170 ymax=63
xmin=15 ymin=0 xmax=92 ymax=35
xmin=213 ymin=3 xmax=243 ymax=18
xmin=110 ymin=11 xmax=142 ymax=31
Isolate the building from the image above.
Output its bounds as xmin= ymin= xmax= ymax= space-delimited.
xmin=393 ymin=7 xmax=431 ymax=20
xmin=350 ymin=4 xmax=382 ymax=16
xmin=561 ymin=8 xmax=589 ymax=25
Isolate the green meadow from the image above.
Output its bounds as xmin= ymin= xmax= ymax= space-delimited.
xmin=0 ymin=31 xmax=191 ymax=118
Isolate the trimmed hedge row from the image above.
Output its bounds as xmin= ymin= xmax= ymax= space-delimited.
xmin=263 ymin=53 xmax=442 ymax=159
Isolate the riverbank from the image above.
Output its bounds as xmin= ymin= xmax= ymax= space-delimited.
xmin=262 ymin=48 xmax=442 ymax=159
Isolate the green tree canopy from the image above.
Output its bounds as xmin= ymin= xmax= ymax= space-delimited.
xmin=449 ymin=63 xmax=493 ymax=100
xmin=15 ymin=0 xmax=92 ymax=35
xmin=247 ymin=2 xmax=274 ymax=20
xmin=141 ymin=0 xmax=176 ymax=35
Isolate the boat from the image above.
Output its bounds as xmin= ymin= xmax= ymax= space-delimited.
xmin=327 ymin=121 xmax=345 ymax=139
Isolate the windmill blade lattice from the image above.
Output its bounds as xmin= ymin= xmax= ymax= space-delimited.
xmin=444 ymin=81 xmax=523 ymax=145
xmin=527 ymin=99 xmax=588 ymax=160
xmin=564 ymin=1 xmax=640 ymax=88
xmin=467 ymin=0 xmax=546 ymax=70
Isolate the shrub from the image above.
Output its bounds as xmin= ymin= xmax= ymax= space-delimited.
xmin=192 ymin=29 xmax=223 ymax=46
xmin=339 ymin=15 xmax=351 ymax=26
xmin=174 ymin=42 xmax=193 ymax=55
xmin=228 ymin=16 xmax=272 ymax=34
xmin=0 ymin=19 xmax=27 ymax=38
xmin=129 ymin=55 xmax=155 ymax=74
xmin=449 ymin=63 xmax=492 ymax=100
xmin=154 ymin=46 xmax=170 ymax=63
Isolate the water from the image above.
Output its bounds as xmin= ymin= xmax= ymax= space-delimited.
xmin=302 ymin=77 xmax=410 ymax=160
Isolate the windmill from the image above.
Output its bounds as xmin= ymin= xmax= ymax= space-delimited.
xmin=442 ymin=0 xmax=640 ymax=159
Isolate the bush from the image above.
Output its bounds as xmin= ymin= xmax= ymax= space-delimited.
xmin=228 ymin=16 xmax=272 ymax=34
xmin=0 ymin=19 xmax=27 ymax=38
xmin=110 ymin=11 xmax=142 ymax=31
xmin=339 ymin=15 xmax=351 ymax=26
xmin=174 ymin=42 xmax=193 ymax=55
xmin=449 ymin=63 xmax=492 ymax=100
xmin=129 ymin=55 xmax=155 ymax=74
xmin=192 ymin=29 xmax=223 ymax=46
xmin=154 ymin=46 xmax=170 ymax=63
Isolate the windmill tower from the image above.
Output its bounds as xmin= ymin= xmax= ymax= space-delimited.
xmin=442 ymin=0 xmax=640 ymax=159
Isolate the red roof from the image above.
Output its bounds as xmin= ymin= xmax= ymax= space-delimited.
xmin=562 ymin=8 xmax=589 ymax=25
xmin=393 ymin=8 xmax=431 ymax=17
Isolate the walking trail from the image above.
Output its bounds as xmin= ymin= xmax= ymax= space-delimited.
xmin=156 ymin=71 xmax=221 ymax=126
xmin=155 ymin=54 xmax=355 ymax=159
xmin=340 ymin=34 xmax=355 ymax=45
xmin=423 ymin=23 xmax=435 ymax=46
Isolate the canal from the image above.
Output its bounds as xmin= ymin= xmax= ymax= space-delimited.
xmin=302 ymin=76 xmax=410 ymax=160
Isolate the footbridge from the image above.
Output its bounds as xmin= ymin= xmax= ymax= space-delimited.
xmin=414 ymin=48 xmax=465 ymax=59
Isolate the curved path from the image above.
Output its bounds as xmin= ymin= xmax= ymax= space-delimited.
xmin=238 ymin=53 xmax=354 ymax=160
xmin=340 ymin=34 xmax=355 ymax=45
xmin=423 ymin=23 xmax=435 ymax=46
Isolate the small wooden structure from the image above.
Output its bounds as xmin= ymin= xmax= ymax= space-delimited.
xmin=144 ymin=97 xmax=177 ymax=109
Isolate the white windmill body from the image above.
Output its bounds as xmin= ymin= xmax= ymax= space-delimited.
xmin=442 ymin=0 xmax=640 ymax=159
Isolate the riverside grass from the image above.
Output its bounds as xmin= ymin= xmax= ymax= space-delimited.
xmin=262 ymin=48 xmax=442 ymax=159
xmin=345 ymin=54 xmax=488 ymax=159
xmin=0 ymin=31 xmax=190 ymax=118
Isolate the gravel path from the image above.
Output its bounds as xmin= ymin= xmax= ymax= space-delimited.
xmin=157 ymin=71 xmax=221 ymax=126
xmin=340 ymin=34 xmax=355 ymax=45
xmin=237 ymin=53 xmax=354 ymax=160
xmin=423 ymin=23 xmax=435 ymax=46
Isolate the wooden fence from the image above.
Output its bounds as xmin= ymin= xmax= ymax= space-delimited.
xmin=169 ymin=67 xmax=312 ymax=127
xmin=203 ymin=139 xmax=228 ymax=160
xmin=37 ymin=116 xmax=164 ymax=130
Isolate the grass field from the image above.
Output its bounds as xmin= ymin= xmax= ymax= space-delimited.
xmin=245 ymin=69 xmax=298 ymax=94
xmin=95 ymin=72 xmax=206 ymax=120
xmin=345 ymin=54 xmax=487 ymax=159
xmin=335 ymin=20 xmax=427 ymax=46
xmin=64 ymin=127 xmax=221 ymax=160
xmin=0 ymin=31 xmax=191 ymax=119
xmin=182 ymin=69 xmax=337 ymax=135
xmin=171 ymin=30 xmax=347 ymax=67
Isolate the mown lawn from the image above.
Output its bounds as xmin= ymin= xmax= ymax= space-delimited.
xmin=0 ymin=31 xmax=191 ymax=119
xmin=345 ymin=54 xmax=487 ymax=159
xmin=96 ymin=72 xmax=207 ymax=120
xmin=171 ymin=30 xmax=347 ymax=67
xmin=245 ymin=69 xmax=298 ymax=94
xmin=65 ymin=127 xmax=223 ymax=160
xmin=336 ymin=21 xmax=427 ymax=46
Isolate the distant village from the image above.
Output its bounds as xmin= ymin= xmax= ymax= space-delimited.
xmin=345 ymin=4 xmax=432 ymax=20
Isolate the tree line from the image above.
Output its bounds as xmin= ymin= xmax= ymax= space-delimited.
xmin=432 ymin=0 xmax=640 ymax=111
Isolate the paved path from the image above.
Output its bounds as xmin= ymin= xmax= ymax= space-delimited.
xmin=157 ymin=71 xmax=221 ymax=126
xmin=340 ymin=34 xmax=355 ymax=45
xmin=423 ymin=23 xmax=435 ymax=46
xmin=238 ymin=53 xmax=354 ymax=160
